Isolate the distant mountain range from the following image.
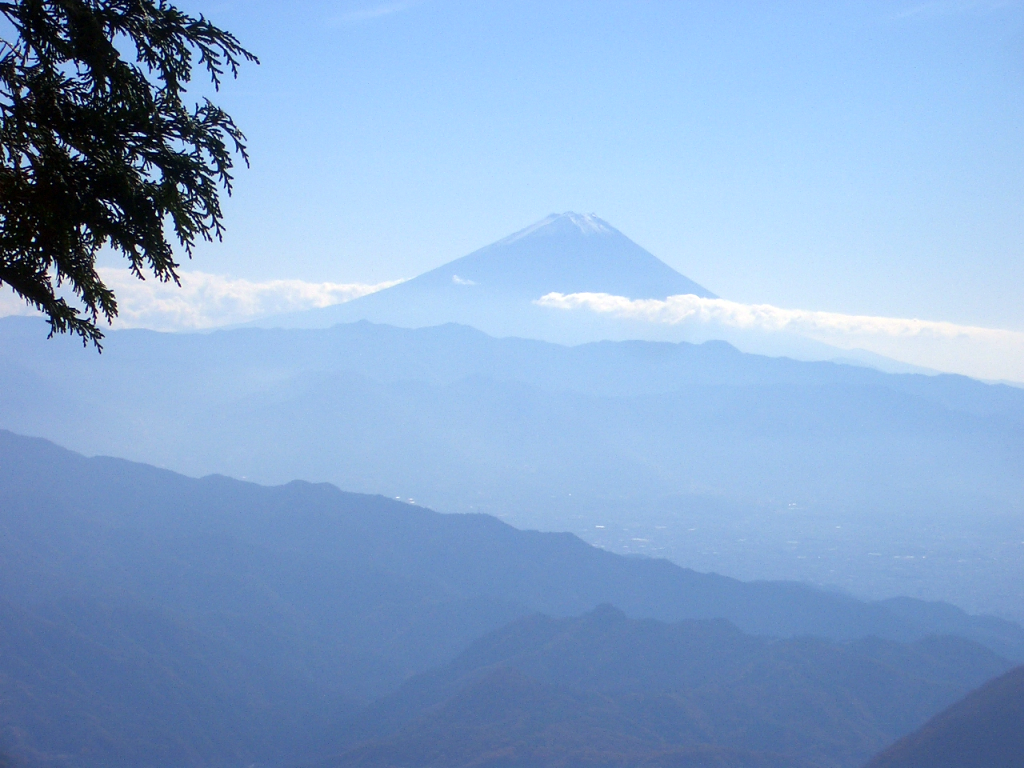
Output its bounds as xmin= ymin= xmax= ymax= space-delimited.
xmin=2 ymin=316 xmax=1023 ymax=618
xmin=4 ymin=213 xmax=1019 ymax=767
xmin=865 ymin=664 xmax=1024 ymax=768
xmin=0 ymin=431 xmax=1021 ymax=767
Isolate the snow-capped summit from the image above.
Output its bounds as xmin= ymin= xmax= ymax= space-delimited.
xmin=264 ymin=213 xmax=714 ymax=341
xmin=503 ymin=212 xmax=615 ymax=242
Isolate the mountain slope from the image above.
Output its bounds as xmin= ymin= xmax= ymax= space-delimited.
xmin=1 ymin=431 xmax=1022 ymax=767
xmin=0 ymin=597 xmax=339 ymax=768
xmin=269 ymin=212 xmax=715 ymax=340
xmin=3 ymin=317 xmax=1023 ymax=618
xmin=385 ymin=212 xmax=716 ymax=300
xmin=864 ymin=664 xmax=1024 ymax=768
xmin=323 ymin=606 xmax=1013 ymax=768
xmin=3 ymin=430 xmax=1022 ymax=651
xmin=257 ymin=212 xmax=913 ymax=364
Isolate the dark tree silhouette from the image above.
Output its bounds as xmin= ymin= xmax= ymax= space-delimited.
xmin=0 ymin=0 xmax=256 ymax=346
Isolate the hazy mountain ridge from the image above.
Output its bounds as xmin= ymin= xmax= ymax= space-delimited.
xmin=6 ymin=315 xmax=1018 ymax=407
xmin=2 ymin=431 xmax=1022 ymax=650
xmin=321 ymin=606 xmax=1013 ymax=768
xmin=864 ymin=664 xmax=1024 ymax=768
xmin=2 ymin=317 xmax=1023 ymax=618
xmin=1 ymin=431 xmax=1022 ymax=767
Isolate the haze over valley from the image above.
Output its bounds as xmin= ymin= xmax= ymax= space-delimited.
xmin=2 ymin=430 xmax=1022 ymax=767
xmin=4 ymin=215 xmax=1023 ymax=621
xmin=3 ymin=205 xmax=1023 ymax=768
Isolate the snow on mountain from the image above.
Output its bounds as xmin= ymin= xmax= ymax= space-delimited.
xmin=254 ymin=214 xmax=934 ymax=373
xmin=258 ymin=213 xmax=714 ymax=341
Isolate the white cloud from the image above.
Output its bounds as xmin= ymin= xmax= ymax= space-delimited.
xmin=0 ymin=287 xmax=38 ymax=320
xmin=537 ymin=292 xmax=1024 ymax=382
xmin=1 ymin=270 xmax=402 ymax=332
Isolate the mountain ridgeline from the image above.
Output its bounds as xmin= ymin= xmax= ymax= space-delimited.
xmin=257 ymin=211 xmax=915 ymax=363
xmin=865 ymin=664 xmax=1024 ymax=768
xmin=324 ymin=606 xmax=1012 ymax=768
xmin=266 ymin=212 xmax=716 ymax=342
xmin=0 ymin=431 xmax=1021 ymax=767
xmin=2 ymin=315 xmax=1023 ymax=618
xmin=3 ymin=211 xmax=1024 ymax=767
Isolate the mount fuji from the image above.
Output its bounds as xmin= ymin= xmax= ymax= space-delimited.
xmin=260 ymin=214 xmax=923 ymax=371
xmin=261 ymin=212 xmax=715 ymax=342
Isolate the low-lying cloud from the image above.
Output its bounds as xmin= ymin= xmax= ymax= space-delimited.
xmin=537 ymin=292 xmax=1024 ymax=383
xmin=0 ymin=270 xmax=402 ymax=332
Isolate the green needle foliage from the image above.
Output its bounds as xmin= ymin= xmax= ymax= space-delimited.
xmin=0 ymin=0 xmax=256 ymax=347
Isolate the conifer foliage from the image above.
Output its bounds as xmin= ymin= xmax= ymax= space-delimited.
xmin=0 ymin=0 xmax=255 ymax=345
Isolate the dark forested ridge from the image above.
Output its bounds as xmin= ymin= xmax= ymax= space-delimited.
xmin=0 ymin=430 xmax=1021 ymax=767
xmin=321 ymin=606 xmax=1011 ymax=768
xmin=864 ymin=665 xmax=1024 ymax=768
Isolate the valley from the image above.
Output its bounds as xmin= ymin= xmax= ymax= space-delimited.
xmin=4 ymin=314 xmax=1022 ymax=620
xmin=2 ymin=2 xmax=1023 ymax=765
xmin=1 ymin=430 xmax=1020 ymax=768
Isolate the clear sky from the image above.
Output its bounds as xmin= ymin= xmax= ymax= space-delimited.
xmin=122 ymin=0 xmax=1023 ymax=332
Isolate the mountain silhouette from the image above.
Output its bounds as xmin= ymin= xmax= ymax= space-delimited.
xmin=267 ymin=212 xmax=714 ymax=340
xmin=256 ymin=213 xmax=909 ymax=363
xmin=4 ymin=316 xmax=1024 ymax=621
xmin=322 ymin=606 xmax=1013 ymax=768
xmin=2 ymin=430 xmax=1023 ymax=767
xmin=392 ymin=212 xmax=715 ymax=299
xmin=864 ymin=664 xmax=1024 ymax=768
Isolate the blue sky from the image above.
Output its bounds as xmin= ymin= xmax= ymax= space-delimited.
xmin=88 ymin=1 xmax=1024 ymax=338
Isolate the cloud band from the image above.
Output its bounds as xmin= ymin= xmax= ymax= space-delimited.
xmin=0 ymin=270 xmax=402 ymax=332
xmin=537 ymin=292 xmax=1024 ymax=382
